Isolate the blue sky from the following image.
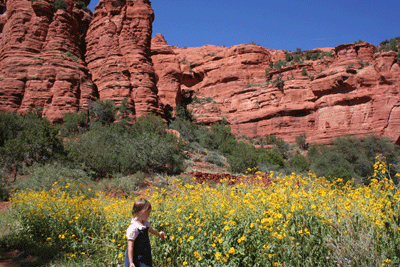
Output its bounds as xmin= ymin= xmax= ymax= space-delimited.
xmin=88 ymin=0 xmax=400 ymax=51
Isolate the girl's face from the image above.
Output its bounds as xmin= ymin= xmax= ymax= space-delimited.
xmin=139 ymin=208 xmax=151 ymax=222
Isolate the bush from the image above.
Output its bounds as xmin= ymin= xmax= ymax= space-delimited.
xmin=0 ymin=111 xmax=24 ymax=147
xmin=128 ymin=113 xmax=168 ymax=138
xmin=120 ymin=132 xmax=185 ymax=175
xmin=77 ymin=1 xmax=86 ymax=9
xmin=296 ymin=133 xmax=308 ymax=150
xmin=293 ymin=54 xmax=303 ymax=63
xmin=307 ymin=135 xmax=400 ymax=183
xmin=256 ymin=148 xmax=286 ymax=169
xmin=227 ymin=142 xmax=258 ymax=173
xmin=67 ymin=115 xmax=185 ymax=177
xmin=311 ymin=151 xmax=355 ymax=183
xmin=325 ymin=166 xmax=353 ymax=181
xmin=60 ymin=111 xmax=89 ymax=137
xmin=0 ymin=112 xmax=65 ymax=174
xmin=264 ymin=135 xmax=290 ymax=159
xmin=12 ymin=163 xmax=91 ymax=192
xmin=95 ymin=172 xmax=146 ymax=197
xmin=301 ymin=67 xmax=308 ymax=76
xmin=88 ymin=99 xmax=118 ymax=125
xmin=169 ymin=117 xmax=198 ymax=144
xmin=66 ymin=128 xmax=121 ymax=177
xmin=285 ymin=53 xmax=293 ymax=62
xmin=331 ymin=135 xmax=399 ymax=179
xmin=54 ymin=0 xmax=67 ymax=10
xmin=204 ymin=152 xmax=226 ymax=167
xmin=288 ymin=153 xmax=310 ymax=172
xmin=273 ymin=60 xmax=286 ymax=70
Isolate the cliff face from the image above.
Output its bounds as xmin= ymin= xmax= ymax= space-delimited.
xmin=0 ymin=0 xmax=96 ymax=122
xmin=157 ymin=42 xmax=400 ymax=144
xmin=151 ymin=33 xmax=182 ymax=113
xmin=85 ymin=0 xmax=160 ymax=119
xmin=0 ymin=0 xmax=399 ymax=144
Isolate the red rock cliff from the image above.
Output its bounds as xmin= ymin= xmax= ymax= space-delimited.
xmin=0 ymin=0 xmax=96 ymax=122
xmin=152 ymin=40 xmax=400 ymax=144
xmin=85 ymin=0 xmax=160 ymax=119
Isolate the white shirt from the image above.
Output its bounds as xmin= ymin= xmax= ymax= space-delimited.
xmin=126 ymin=218 xmax=151 ymax=241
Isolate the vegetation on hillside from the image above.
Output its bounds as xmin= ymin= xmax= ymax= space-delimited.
xmin=1 ymin=100 xmax=399 ymax=201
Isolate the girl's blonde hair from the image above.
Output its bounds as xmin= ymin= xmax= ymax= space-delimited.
xmin=132 ymin=198 xmax=152 ymax=217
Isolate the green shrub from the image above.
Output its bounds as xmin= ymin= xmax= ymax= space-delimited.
xmin=227 ymin=142 xmax=258 ymax=173
xmin=67 ymin=115 xmax=185 ymax=177
xmin=264 ymin=135 xmax=290 ymax=159
xmin=273 ymin=75 xmax=285 ymax=90
xmin=311 ymin=51 xmax=320 ymax=60
xmin=285 ymin=53 xmax=293 ymax=62
xmin=273 ymin=60 xmax=286 ymax=70
xmin=0 ymin=111 xmax=23 ymax=147
xmin=120 ymin=132 xmax=185 ymax=175
xmin=377 ymin=37 xmax=400 ymax=52
xmin=218 ymin=138 xmax=239 ymax=155
xmin=326 ymin=166 xmax=353 ymax=181
xmin=311 ymin=151 xmax=355 ymax=183
xmin=12 ymin=163 xmax=91 ymax=192
xmin=292 ymin=54 xmax=303 ymax=63
xmin=296 ymin=133 xmax=308 ymax=150
xmin=301 ymin=67 xmax=308 ymax=76
xmin=204 ymin=152 xmax=226 ymax=167
xmin=66 ymin=128 xmax=121 ymax=177
xmin=60 ymin=111 xmax=88 ymax=137
xmin=256 ymin=148 xmax=286 ymax=169
xmin=186 ymin=142 xmax=207 ymax=155
xmin=288 ymin=153 xmax=310 ymax=172
xmin=305 ymin=51 xmax=312 ymax=60
xmin=95 ymin=172 xmax=146 ymax=197
xmin=308 ymin=135 xmax=399 ymax=183
xmin=88 ymin=99 xmax=118 ymax=125
xmin=203 ymin=53 xmax=217 ymax=58
xmin=226 ymin=142 xmax=287 ymax=174
xmin=0 ymin=113 xmax=65 ymax=174
xmin=169 ymin=117 xmax=198 ymax=143
xmin=54 ymin=0 xmax=67 ymax=10
xmin=128 ymin=113 xmax=168 ymax=138
xmin=77 ymin=1 xmax=86 ymax=9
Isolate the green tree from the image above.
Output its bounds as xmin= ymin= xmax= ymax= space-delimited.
xmin=60 ymin=111 xmax=89 ymax=137
xmin=0 ymin=112 xmax=65 ymax=176
xmin=88 ymin=99 xmax=118 ymax=125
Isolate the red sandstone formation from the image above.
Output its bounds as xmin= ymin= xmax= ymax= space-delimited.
xmin=156 ymin=41 xmax=400 ymax=144
xmin=151 ymin=33 xmax=182 ymax=112
xmin=0 ymin=0 xmax=96 ymax=122
xmin=85 ymin=0 xmax=160 ymax=119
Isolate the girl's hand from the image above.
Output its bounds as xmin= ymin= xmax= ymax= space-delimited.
xmin=159 ymin=231 xmax=166 ymax=240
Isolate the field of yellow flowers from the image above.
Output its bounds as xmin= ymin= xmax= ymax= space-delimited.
xmin=10 ymin=159 xmax=400 ymax=266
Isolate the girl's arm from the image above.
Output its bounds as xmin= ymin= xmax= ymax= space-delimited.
xmin=149 ymin=227 xmax=165 ymax=240
xmin=127 ymin=240 xmax=135 ymax=267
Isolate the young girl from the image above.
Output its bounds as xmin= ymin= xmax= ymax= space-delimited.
xmin=124 ymin=198 xmax=165 ymax=267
